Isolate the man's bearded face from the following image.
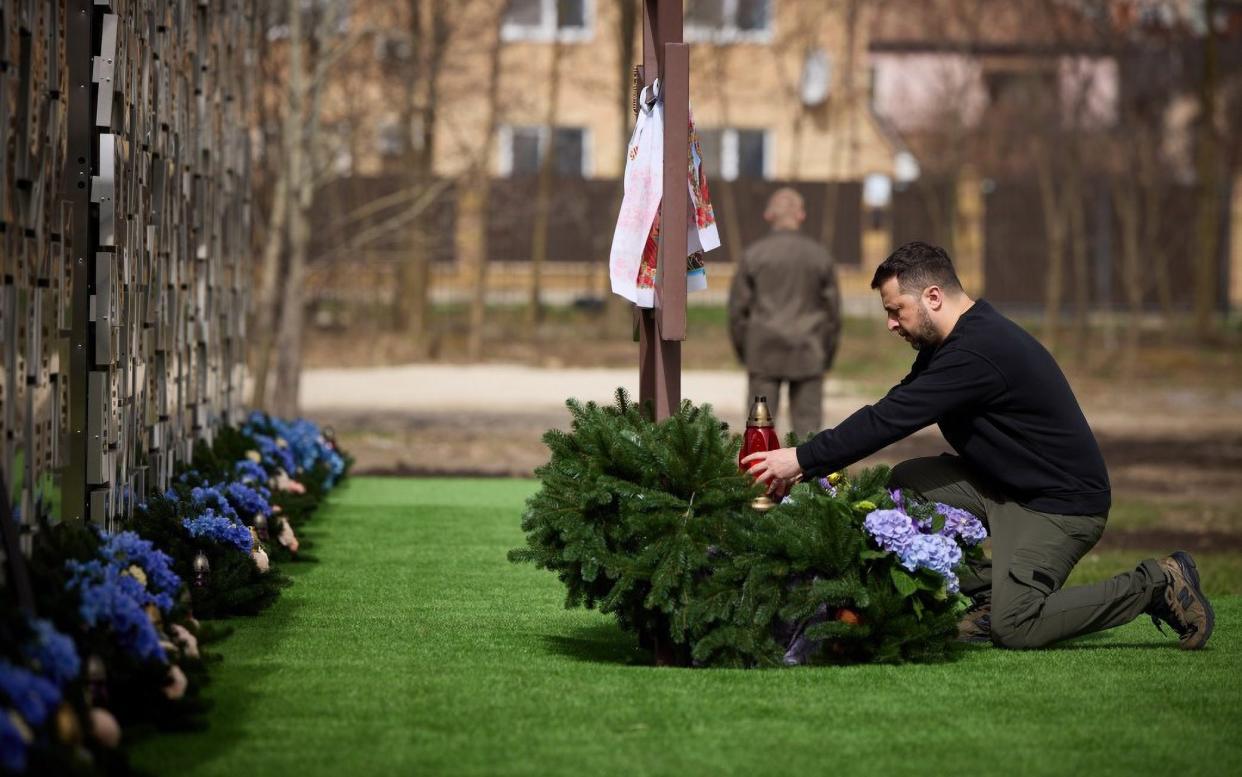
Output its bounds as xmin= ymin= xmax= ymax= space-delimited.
xmin=879 ymin=278 xmax=940 ymax=350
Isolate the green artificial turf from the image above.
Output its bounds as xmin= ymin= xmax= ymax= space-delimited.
xmin=131 ymin=477 xmax=1242 ymax=777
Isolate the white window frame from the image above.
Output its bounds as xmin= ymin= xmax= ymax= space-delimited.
xmin=685 ymin=0 xmax=774 ymax=44
xmin=716 ymin=127 xmax=772 ymax=180
xmin=498 ymin=125 xmax=593 ymax=178
xmin=501 ymin=0 xmax=594 ymax=43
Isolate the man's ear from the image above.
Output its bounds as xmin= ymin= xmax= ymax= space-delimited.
xmin=924 ymin=285 xmax=944 ymax=311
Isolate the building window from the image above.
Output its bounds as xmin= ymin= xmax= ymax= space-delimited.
xmin=685 ymin=0 xmax=773 ymax=43
xmin=696 ymin=127 xmax=771 ymax=180
xmin=376 ymin=118 xmax=405 ymax=158
xmin=502 ymin=0 xmax=593 ymax=43
xmin=499 ymin=126 xmax=591 ymax=177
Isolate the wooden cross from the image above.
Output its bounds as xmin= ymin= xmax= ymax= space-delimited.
xmin=636 ymin=0 xmax=689 ymax=421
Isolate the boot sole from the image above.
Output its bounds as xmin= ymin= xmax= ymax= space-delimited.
xmin=1173 ymin=551 xmax=1214 ymax=650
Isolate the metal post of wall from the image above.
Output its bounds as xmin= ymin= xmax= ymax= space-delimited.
xmin=64 ymin=0 xmax=94 ymax=523
xmin=637 ymin=0 xmax=689 ymax=421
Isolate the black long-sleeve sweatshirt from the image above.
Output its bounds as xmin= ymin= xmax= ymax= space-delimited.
xmin=795 ymin=299 xmax=1111 ymax=516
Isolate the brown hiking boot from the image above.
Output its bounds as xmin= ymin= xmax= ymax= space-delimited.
xmin=957 ymin=600 xmax=991 ymax=644
xmin=1148 ymin=551 xmax=1214 ymax=650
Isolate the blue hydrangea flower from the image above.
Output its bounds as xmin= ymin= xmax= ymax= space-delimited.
xmin=96 ymin=530 xmax=182 ymax=613
xmin=224 ymin=481 xmax=273 ymax=520
xmin=0 ymin=712 xmax=27 ymax=772
xmin=251 ymin=433 xmax=296 ymax=475
xmin=234 ymin=459 xmax=270 ymax=485
xmin=65 ymin=560 xmax=168 ymax=663
xmin=0 ymin=661 xmax=62 ymax=728
xmin=182 ymin=509 xmax=254 ymax=553
xmin=190 ymin=485 xmax=240 ymax=523
xmin=22 ymin=618 xmax=81 ymax=689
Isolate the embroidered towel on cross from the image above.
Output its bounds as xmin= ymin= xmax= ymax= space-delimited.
xmin=684 ymin=103 xmax=719 ymax=290
xmin=609 ymin=81 xmax=664 ymax=306
xmin=609 ymin=84 xmax=721 ymax=307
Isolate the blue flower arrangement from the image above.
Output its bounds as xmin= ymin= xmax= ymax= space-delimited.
xmin=246 ymin=412 xmax=346 ymax=488
xmin=0 ymin=660 xmax=60 ymax=728
xmin=249 ymin=432 xmax=296 ymax=475
xmin=182 ymin=508 xmax=254 ymax=553
xmin=1 ymin=711 xmax=28 ymax=772
xmin=96 ymin=530 xmax=182 ymax=614
xmin=234 ymin=458 xmax=270 ymax=485
xmin=223 ymin=481 xmax=273 ymax=520
xmin=190 ymin=485 xmax=240 ymax=523
xmin=65 ymin=559 xmax=168 ymax=663
xmin=0 ymin=661 xmax=62 ymax=771
xmin=21 ymin=618 xmax=81 ymax=689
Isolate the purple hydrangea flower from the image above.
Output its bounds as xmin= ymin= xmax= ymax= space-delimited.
xmin=863 ymin=509 xmax=917 ymax=555
xmin=901 ymin=533 xmax=964 ymax=593
xmin=935 ymin=503 xmax=988 ymax=546
xmin=889 ymin=488 xmax=906 ymax=511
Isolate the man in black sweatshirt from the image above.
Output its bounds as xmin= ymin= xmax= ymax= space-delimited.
xmin=743 ymin=241 xmax=1214 ymax=650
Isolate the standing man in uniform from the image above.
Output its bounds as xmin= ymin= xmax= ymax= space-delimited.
xmin=728 ymin=187 xmax=841 ymax=439
xmin=742 ymin=241 xmax=1214 ymax=651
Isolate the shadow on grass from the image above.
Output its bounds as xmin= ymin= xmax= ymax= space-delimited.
xmin=130 ymin=597 xmax=310 ymax=773
xmin=540 ymin=621 xmax=652 ymax=666
xmin=1042 ymin=629 xmax=1172 ymax=651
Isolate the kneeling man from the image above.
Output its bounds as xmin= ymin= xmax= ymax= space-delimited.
xmin=743 ymin=241 xmax=1213 ymax=650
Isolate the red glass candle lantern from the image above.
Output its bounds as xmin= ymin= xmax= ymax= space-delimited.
xmin=739 ymin=395 xmax=781 ymax=511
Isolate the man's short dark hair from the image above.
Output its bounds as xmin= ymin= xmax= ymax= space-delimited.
xmin=870 ymin=241 xmax=964 ymax=294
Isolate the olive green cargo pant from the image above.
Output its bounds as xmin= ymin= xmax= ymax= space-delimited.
xmin=889 ymin=455 xmax=1166 ymax=649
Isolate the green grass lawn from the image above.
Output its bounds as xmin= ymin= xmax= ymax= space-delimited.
xmin=131 ymin=478 xmax=1242 ymax=777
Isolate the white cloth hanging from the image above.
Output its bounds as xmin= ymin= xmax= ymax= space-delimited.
xmin=608 ymin=81 xmax=664 ymax=307
xmin=608 ymin=83 xmax=720 ymax=307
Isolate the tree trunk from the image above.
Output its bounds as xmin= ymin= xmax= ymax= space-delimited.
xmin=272 ymin=0 xmax=307 ymax=418
xmin=1066 ymin=171 xmax=1090 ymax=368
xmin=1036 ymin=145 xmax=1066 ymax=352
xmin=1193 ymin=0 xmax=1222 ymax=340
xmin=251 ymin=169 xmax=288 ymax=410
xmin=1136 ymin=138 xmax=1174 ymax=337
xmin=464 ymin=182 xmax=489 ymax=361
xmin=1113 ymin=174 xmax=1143 ymax=377
xmin=395 ymin=0 xmax=446 ymax=359
xmin=465 ymin=1 xmax=510 ymax=361
xmin=528 ymin=39 xmax=565 ymax=334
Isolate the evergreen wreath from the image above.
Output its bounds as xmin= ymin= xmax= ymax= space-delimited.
xmin=510 ymin=390 xmax=981 ymax=668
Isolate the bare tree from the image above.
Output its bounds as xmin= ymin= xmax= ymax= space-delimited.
xmin=393 ymin=0 xmax=452 ymax=358
xmin=1192 ymin=0 xmax=1223 ymax=340
xmin=464 ymin=1 xmax=513 ymax=361
xmin=269 ymin=0 xmax=372 ymax=417
xmin=527 ymin=37 xmax=566 ymax=333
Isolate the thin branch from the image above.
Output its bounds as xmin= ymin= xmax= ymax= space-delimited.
xmin=310 ymin=175 xmax=456 ymax=260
